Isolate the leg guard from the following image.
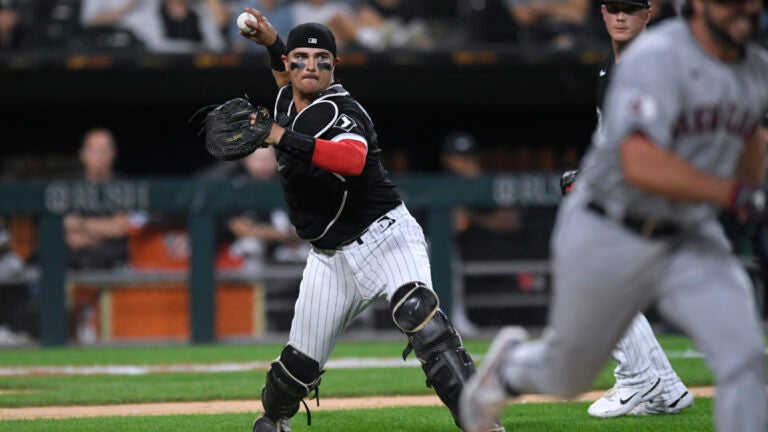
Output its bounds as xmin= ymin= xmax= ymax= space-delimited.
xmin=259 ymin=345 xmax=322 ymax=426
xmin=391 ymin=282 xmax=477 ymax=427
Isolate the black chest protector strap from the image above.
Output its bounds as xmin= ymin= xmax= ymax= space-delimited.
xmin=277 ymin=130 xmax=315 ymax=164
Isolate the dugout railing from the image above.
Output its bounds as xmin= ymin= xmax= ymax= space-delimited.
xmin=4 ymin=176 xmax=763 ymax=346
xmin=0 ymin=174 xmax=563 ymax=346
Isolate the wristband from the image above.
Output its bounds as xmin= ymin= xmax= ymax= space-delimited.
xmin=267 ymin=36 xmax=287 ymax=72
xmin=277 ymin=129 xmax=315 ymax=163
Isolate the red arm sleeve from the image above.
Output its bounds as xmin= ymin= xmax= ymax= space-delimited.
xmin=311 ymin=138 xmax=368 ymax=176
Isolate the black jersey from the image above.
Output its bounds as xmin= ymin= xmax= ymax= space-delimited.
xmin=595 ymin=50 xmax=615 ymax=122
xmin=273 ymin=82 xmax=402 ymax=249
xmin=66 ymin=176 xmax=130 ymax=269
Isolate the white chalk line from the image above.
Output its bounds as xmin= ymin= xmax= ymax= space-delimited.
xmin=0 ymin=349 xmax=713 ymax=377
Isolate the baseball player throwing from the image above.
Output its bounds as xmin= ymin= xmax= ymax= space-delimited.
xmin=562 ymin=0 xmax=693 ymax=418
xmin=461 ymin=0 xmax=768 ymax=430
xmin=225 ymin=13 xmax=503 ymax=432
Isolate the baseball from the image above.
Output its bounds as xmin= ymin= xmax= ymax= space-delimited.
xmin=237 ymin=12 xmax=257 ymax=34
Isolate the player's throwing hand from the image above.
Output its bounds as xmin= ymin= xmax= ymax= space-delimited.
xmin=239 ymin=8 xmax=278 ymax=46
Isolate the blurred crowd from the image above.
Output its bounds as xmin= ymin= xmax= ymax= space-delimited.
xmin=3 ymin=0 xmax=764 ymax=54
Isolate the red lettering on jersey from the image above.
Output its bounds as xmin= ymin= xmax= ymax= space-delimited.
xmin=674 ymin=114 xmax=689 ymax=137
xmin=674 ymin=102 xmax=756 ymax=140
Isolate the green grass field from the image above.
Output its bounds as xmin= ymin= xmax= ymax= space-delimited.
xmin=0 ymin=335 xmax=739 ymax=431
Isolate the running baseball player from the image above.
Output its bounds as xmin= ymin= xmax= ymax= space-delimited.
xmin=461 ymin=0 xmax=768 ymax=430
xmin=561 ymin=0 xmax=693 ymax=418
xmin=215 ymin=14 xmax=504 ymax=432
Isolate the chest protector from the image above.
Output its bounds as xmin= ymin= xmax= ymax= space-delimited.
xmin=273 ymin=84 xmax=350 ymax=242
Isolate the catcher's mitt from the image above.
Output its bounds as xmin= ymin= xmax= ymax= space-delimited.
xmin=197 ymin=97 xmax=273 ymax=160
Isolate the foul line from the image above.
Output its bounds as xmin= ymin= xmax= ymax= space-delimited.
xmin=0 ymin=350 xmax=714 ymax=377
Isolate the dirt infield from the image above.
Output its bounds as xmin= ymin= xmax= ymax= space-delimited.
xmin=0 ymin=387 xmax=715 ymax=420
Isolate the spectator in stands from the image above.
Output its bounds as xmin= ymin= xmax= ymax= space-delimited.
xmin=64 ymin=128 xmax=144 ymax=344
xmin=225 ymin=147 xmax=309 ymax=273
xmin=64 ymin=128 xmax=132 ymax=270
xmin=504 ymin=0 xmax=590 ymax=49
xmin=80 ymin=0 xmax=226 ymax=52
xmin=441 ymin=131 xmax=523 ymax=240
xmin=159 ymin=0 xmax=227 ymax=52
xmin=353 ymin=0 xmax=433 ymax=51
xmin=0 ymin=219 xmax=23 ymax=278
xmin=80 ymin=0 xmax=153 ymax=49
xmin=0 ymin=0 xmax=27 ymax=49
xmin=287 ymin=0 xmax=435 ymax=52
xmin=0 ymin=217 xmax=36 ymax=345
xmin=228 ymin=0 xmax=293 ymax=53
xmin=440 ymin=130 xmax=524 ymax=335
xmin=290 ymin=0 xmax=360 ymax=50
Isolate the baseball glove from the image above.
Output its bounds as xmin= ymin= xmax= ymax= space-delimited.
xmin=197 ymin=97 xmax=273 ymax=160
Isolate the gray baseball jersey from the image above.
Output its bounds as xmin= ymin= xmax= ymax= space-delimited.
xmin=499 ymin=19 xmax=768 ymax=432
xmin=580 ymin=19 xmax=768 ymax=225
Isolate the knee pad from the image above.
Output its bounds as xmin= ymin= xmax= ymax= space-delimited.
xmin=390 ymin=281 xmax=439 ymax=333
xmin=261 ymin=345 xmax=322 ymax=422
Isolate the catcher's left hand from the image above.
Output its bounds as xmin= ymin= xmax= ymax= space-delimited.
xmin=198 ymin=97 xmax=273 ymax=161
